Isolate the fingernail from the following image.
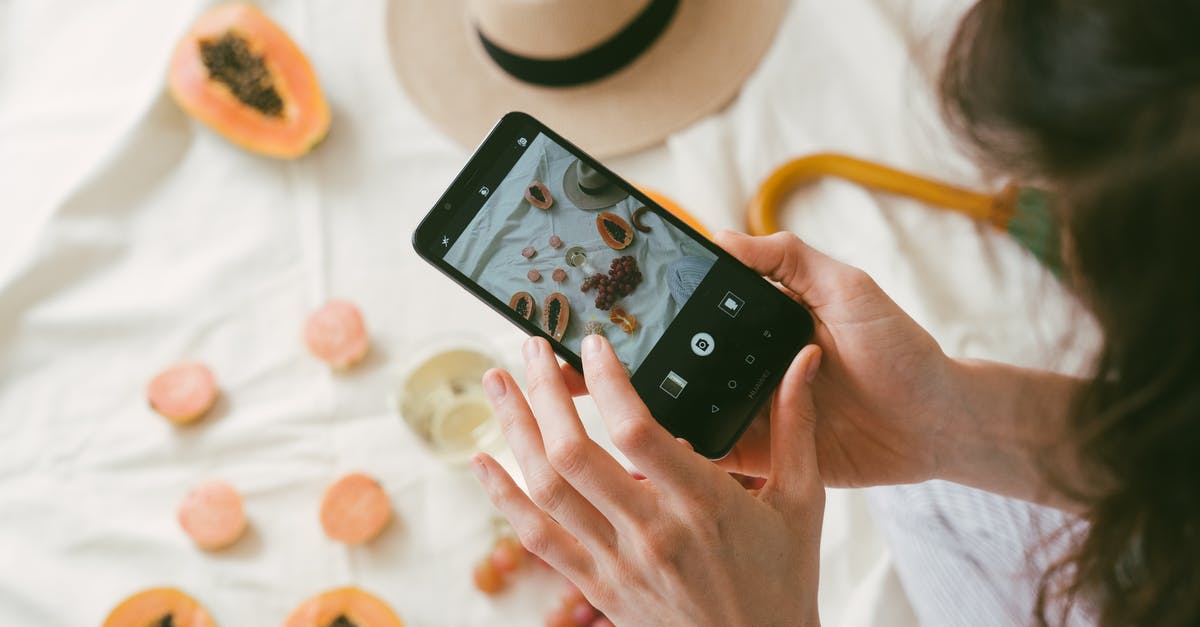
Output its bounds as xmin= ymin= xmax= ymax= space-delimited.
xmin=483 ymin=371 xmax=506 ymax=401
xmin=469 ymin=455 xmax=489 ymax=482
xmin=523 ymin=337 xmax=540 ymax=361
xmin=582 ymin=334 xmax=602 ymax=357
xmin=804 ymin=347 xmax=822 ymax=383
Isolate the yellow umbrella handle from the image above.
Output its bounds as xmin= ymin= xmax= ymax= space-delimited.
xmin=745 ymin=153 xmax=1015 ymax=236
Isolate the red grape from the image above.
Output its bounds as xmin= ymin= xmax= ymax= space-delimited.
xmin=586 ymin=256 xmax=642 ymax=310
xmin=570 ymin=600 xmax=598 ymax=625
xmin=491 ymin=536 xmax=524 ymax=573
xmin=560 ymin=582 xmax=586 ymax=607
xmin=473 ymin=558 xmax=505 ymax=594
xmin=545 ymin=606 xmax=574 ymax=627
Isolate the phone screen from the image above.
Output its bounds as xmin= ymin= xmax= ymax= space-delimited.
xmin=415 ymin=112 xmax=813 ymax=458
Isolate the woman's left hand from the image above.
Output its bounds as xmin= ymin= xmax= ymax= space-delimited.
xmin=471 ymin=334 xmax=825 ymax=627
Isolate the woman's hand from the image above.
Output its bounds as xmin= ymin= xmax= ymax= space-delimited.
xmin=472 ymin=335 xmax=825 ymax=627
xmin=711 ymin=231 xmax=953 ymax=486
xmin=558 ymin=232 xmax=952 ymax=487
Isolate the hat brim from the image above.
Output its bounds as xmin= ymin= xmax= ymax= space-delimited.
xmin=562 ymin=160 xmax=630 ymax=210
xmin=388 ymin=0 xmax=788 ymax=157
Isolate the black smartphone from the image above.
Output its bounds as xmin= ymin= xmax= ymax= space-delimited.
xmin=413 ymin=112 xmax=814 ymax=458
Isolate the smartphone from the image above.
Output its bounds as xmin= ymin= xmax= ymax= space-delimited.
xmin=413 ymin=112 xmax=814 ymax=458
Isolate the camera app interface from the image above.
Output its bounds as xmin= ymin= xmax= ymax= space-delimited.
xmin=442 ymin=133 xmax=717 ymax=374
xmin=433 ymin=128 xmax=810 ymax=455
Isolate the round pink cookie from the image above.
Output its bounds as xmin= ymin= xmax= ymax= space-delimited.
xmin=303 ymin=300 xmax=370 ymax=369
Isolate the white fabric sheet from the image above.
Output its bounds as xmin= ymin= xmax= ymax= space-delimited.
xmin=0 ymin=0 xmax=1097 ymax=625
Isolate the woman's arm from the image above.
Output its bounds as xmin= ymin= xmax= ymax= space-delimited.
xmin=939 ymin=359 xmax=1085 ymax=512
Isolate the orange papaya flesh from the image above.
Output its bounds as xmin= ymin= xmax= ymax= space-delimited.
xmin=284 ymin=588 xmax=404 ymax=627
xmin=542 ymin=293 xmax=570 ymax=341
xmin=168 ymin=3 xmax=330 ymax=158
xmin=596 ymin=212 xmax=634 ymax=250
xmin=102 ymin=588 xmax=217 ymax=627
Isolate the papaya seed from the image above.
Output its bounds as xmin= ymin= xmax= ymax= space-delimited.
xmin=199 ymin=32 xmax=284 ymax=117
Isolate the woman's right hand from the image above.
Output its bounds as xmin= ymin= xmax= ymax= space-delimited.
xmin=711 ymin=231 xmax=953 ymax=487
xmin=561 ymin=230 xmax=956 ymax=488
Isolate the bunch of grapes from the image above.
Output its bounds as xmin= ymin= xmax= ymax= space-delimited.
xmin=580 ymin=256 xmax=643 ymax=310
xmin=608 ymin=256 xmax=642 ymax=297
xmin=473 ymin=535 xmax=530 ymax=595
xmin=580 ymin=273 xmax=608 ymax=293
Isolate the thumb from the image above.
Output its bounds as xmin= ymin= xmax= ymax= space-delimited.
xmin=713 ymin=230 xmax=846 ymax=307
xmin=764 ymin=344 xmax=822 ymax=502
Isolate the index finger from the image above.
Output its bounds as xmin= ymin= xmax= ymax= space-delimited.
xmin=579 ymin=334 xmax=723 ymax=494
xmin=521 ymin=338 xmax=651 ymax=522
xmin=559 ymin=363 xmax=589 ymax=397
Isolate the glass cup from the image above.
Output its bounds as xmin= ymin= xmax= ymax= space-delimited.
xmin=392 ymin=336 xmax=504 ymax=464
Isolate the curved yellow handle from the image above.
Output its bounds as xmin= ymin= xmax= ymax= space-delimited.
xmin=745 ymin=153 xmax=1012 ymax=236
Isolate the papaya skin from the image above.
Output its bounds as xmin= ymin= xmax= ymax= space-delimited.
xmin=168 ymin=3 xmax=330 ymax=158
xmin=283 ymin=587 xmax=405 ymax=627
xmin=102 ymin=588 xmax=217 ymax=627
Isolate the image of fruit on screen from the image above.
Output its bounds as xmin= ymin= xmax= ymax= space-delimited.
xmin=443 ymin=133 xmax=716 ymax=373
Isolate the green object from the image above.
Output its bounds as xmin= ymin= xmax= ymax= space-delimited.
xmin=1007 ymin=187 xmax=1064 ymax=277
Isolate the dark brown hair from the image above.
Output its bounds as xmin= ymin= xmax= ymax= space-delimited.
xmin=940 ymin=1 xmax=1200 ymax=625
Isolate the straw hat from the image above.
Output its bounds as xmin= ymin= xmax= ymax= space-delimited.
xmin=562 ymin=159 xmax=629 ymax=209
xmin=388 ymin=0 xmax=788 ymax=157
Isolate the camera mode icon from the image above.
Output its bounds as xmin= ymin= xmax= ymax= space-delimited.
xmin=719 ymin=291 xmax=745 ymax=318
xmin=660 ymin=371 xmax=688 ymax=399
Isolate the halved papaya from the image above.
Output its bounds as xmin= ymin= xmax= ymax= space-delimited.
xmin=168 ymin=3 xmax=330 ymax=158
xmin=102 ymin=588 xmax=217 ymax=627
xmin=509 ymin=291 xmax=535 ymax=320
xmin=542 ymin=293 xmax=570 ymax=342
xmin=596 ymin=212 xmax=634 ymax=250
xmin=525 ymin=180 xmax=554 ymax=210
xmin=283 ymin=587 xmax=404 ymax=627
